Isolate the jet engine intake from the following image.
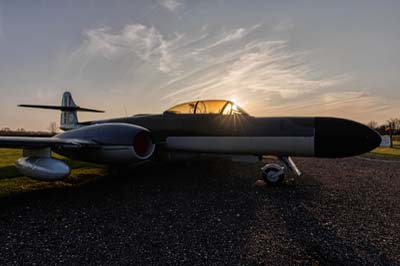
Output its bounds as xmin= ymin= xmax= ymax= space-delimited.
xmin=54 ymin=123 xmax=155 ymax=164
xmin=132 ymin=130 xmax=154 ymax=159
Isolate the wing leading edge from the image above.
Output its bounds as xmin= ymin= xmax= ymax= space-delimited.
xmin=0 ymin=136 xmax=99 ymax=149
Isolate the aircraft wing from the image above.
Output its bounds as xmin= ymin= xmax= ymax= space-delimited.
xmin=0 ymin=136 xmax=99 ymax=149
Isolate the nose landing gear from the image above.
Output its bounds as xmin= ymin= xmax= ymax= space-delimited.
xmin=261 ymin=156 xmax=302 ymax=185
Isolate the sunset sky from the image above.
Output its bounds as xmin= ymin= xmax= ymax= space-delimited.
xmin=0 ymin=0 xmax=399 ymax=130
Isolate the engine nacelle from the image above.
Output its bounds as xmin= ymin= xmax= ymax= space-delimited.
xmin=54 ymin=123 xmax=155 ymax=164
xmin=15 ymin=157 xmax=70 ymax=181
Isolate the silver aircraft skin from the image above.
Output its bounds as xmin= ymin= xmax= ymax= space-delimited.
xmin=0 ymin=92 xmax=381 ymax=185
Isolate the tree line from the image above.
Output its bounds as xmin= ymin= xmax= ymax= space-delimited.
xmin=367 ymin=118 xmax=400 ymax=135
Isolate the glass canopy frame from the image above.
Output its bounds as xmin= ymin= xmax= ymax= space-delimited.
xmin=164 ymin=100 xmax=248 ymax=115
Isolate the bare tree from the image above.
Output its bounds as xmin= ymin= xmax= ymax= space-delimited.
xmin=395 ymin=119 xmax=400 ymax=133
xmin=386 ymin=118 xmax=400 ymax=147
xmin=387 ymin=118 xmax=400 ymax=132
xmin=366 ymin=121 xmax=378 ymax=129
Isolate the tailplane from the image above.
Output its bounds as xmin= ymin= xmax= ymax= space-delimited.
xmin=19 ymin=91 xmax=104 ymax=131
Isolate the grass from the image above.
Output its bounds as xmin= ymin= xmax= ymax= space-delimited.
xmin=369 ymin=139 xmax=400 ymax=157
xmin=393 ymin=141 xmax=400 ymax=149
xmin=0 ymin=148 xmax=106 ymax=198
xmin=0 ymin=149 xmax=23 ymax=179
xmin=370 ymin=147 xmax=400 ymax=158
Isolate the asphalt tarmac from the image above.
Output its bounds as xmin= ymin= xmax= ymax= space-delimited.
xmin=0 ymin=156 xmax=399 ymax=266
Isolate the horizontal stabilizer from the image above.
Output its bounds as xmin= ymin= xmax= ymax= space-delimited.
xmin=18 ymin=104 xmax=104 ymax=113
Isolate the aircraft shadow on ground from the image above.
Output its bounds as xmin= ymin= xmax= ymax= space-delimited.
xmin=0 ymin=165 xmax=18 ymax=180
xmin=264 ymin=175 xmax=394 ymax=265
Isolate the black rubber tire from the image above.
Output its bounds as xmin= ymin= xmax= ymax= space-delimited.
xmin=262 ymin=168 xmax=285 ymax=186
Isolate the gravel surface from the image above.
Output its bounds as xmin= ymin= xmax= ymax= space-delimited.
xmin=0 ymin=156 xmax=399 ymax=266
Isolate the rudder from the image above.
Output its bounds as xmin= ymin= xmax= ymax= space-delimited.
xmin=60 ymin=92 xmax=78 ymax=130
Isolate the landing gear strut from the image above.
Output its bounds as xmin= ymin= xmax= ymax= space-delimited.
xmin=261 ymin=156 xmax=302 ymax=185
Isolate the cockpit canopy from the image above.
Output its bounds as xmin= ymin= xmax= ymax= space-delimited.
xmin=164 ymin=100 xmax=248 ymax=115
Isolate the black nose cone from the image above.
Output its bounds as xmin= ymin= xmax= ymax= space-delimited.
xmin=315 ymin=117 xmax=381 ymax=158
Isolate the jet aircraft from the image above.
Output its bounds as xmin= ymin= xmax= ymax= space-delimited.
xmin=0 ymin=92 xmax=381 ymax=185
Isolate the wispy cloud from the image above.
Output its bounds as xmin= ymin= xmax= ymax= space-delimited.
xmin=75 ymin=24 xmax=183 ymax=75
xmin=161 ymin=40 xmax=347 ymax=110
xmin=196 ymin=24 xmax=261 ymax=52
xmin=66 ymin=21 xmax=395 ymax=122
xmin=83 ymin=27 xmax=118 ymax=59
xmin=158 ymin=0 xmax=184 ymax=12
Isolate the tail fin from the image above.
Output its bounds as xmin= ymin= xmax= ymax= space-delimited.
xmin=19 ymin=91 xmax=104 ymax=131
xmin=60 ymin=92 xmax=79 ymax=130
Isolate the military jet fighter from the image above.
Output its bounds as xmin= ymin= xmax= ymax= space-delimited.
xmin=0 ymin=92 xmax=381 ymax=185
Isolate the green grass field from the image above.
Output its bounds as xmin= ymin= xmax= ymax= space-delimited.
xmin=369 ymin=140 xmax=400 ymax=157
xmin=370 ymin=147 xmax=400 ymax=157
xmin=0 ymin=148 xmax=106 ymax=198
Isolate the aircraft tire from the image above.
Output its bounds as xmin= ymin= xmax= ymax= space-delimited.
xmin=262 ymin=165 xmax=285 ymax=185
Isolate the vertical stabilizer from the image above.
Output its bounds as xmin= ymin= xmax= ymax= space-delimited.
xmin=60 ymin=92 xmax=78 ymax=131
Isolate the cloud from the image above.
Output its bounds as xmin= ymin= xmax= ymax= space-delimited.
xmin=67 ymin=22 xmax=396 ymax=123
xmin=83 ymin=27 xmax=118 ymax=59
xmin=196 ymin=24 xmax=261 ymax=52
xmin=161 ymin=40 xmax=347 ymax=110
xmin=158 ymin=0 xmax=184 ymax=12
xmin=72 ymin=23 xmax=266 ymax=77
xmin=76 ymin=24 xmax=183 ymax=75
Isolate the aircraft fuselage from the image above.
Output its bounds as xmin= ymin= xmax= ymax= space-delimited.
xmin=80 ymin=114 xmax=381 ymax=158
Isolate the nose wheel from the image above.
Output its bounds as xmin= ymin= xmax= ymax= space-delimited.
xmin=261 ymin=156 xmax=302 ymax=185
xmin=261 ymin=164 xmax=285 ymax=185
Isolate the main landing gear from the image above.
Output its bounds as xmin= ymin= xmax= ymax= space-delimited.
xmin=261 ymin=156 xmax=302 ymax=185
